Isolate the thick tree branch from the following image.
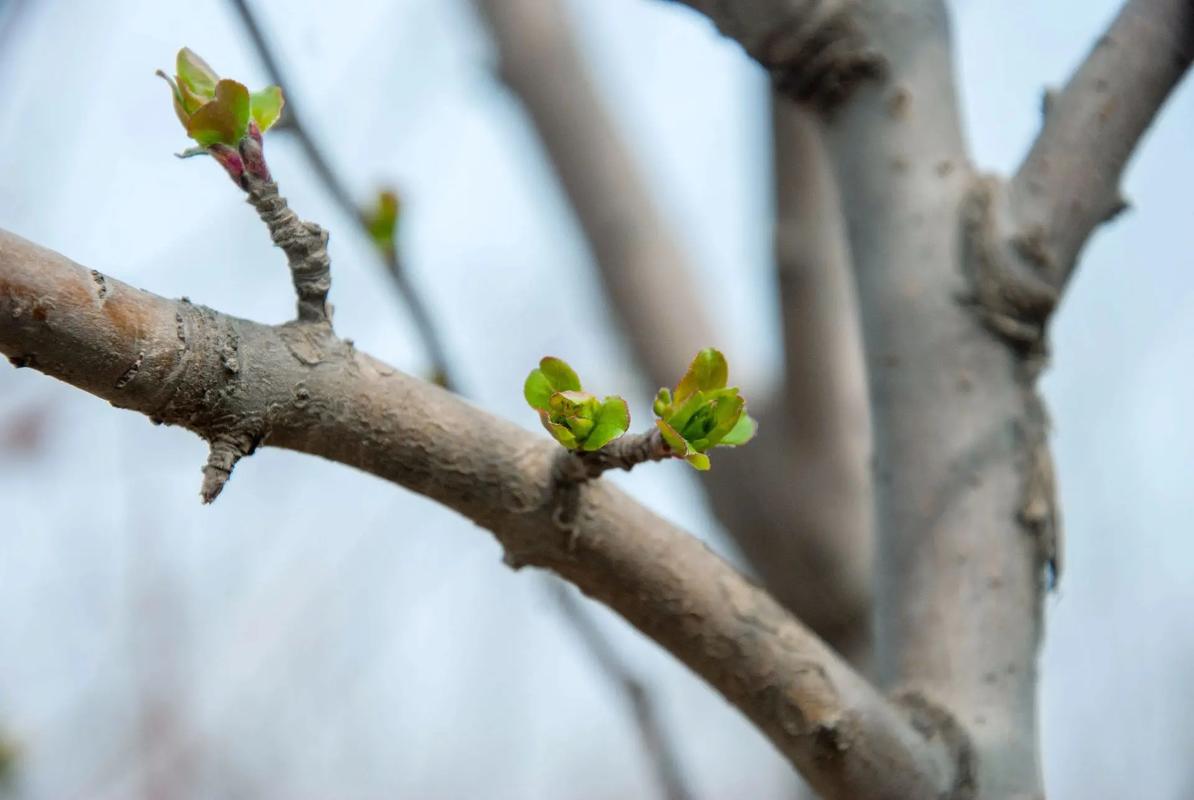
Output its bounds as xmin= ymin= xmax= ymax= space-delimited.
xmin=0 ymin=228 xmax=961 ymax=800
xmin=227 ymin=0 xmax=458 ymax=389
xmin=769 ymin=100 xmax=873 ymax=662
xmin=815 ymin=3 xmax=1041 ymax=795
xmin=1009 ymin=0 xmax=1194 ymax=290
xmin=471 ymin=0 xmax=870 ymax=652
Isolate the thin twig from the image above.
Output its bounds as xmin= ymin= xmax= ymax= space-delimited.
xmin=549 ymin=581 xmax=694 ymax=800
xmin=227 ymin=0 xmax=457 ymax=390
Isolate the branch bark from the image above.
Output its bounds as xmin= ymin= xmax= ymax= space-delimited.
xmin=1009 ymin=0 xmax=1194 ymax=290
xmin=470 ymin=0 xmax=871 ymax=652
xmin=0 ymin=228 xmax=961 ymax=800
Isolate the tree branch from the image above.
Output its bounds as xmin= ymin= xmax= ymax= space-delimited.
xmin=0 ymin=228 xmax=961 ymax=799
xmin=227 ymin=0 xmax=458 ymax=389
xmin=769 ymin=100 xmax=873 ymax=662
xmin=1009 ymin=0 xmax=1194 ymax=290
xmin=470 ymin=0 xmax=871 ymax=652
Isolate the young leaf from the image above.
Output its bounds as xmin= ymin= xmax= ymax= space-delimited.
xmin=718 ymin=412 xmax=757 ymax=446
xmin=250 ymin=86 xmax=285 ymax=133
xmin=583 ymin=397 xmax=630 ymax=451
xmin=540 ymin=415 xmax=579 ymax=449
xmin=653 ymin=387 xmax=672 ymax=418
xmin=706 ymin=394 xmax=746 ymax=446
xmin=538 ymin=357 xmax=580 ymax=393
xmin=674 ymin=348 xmax=728 ymax=403
xmin=685 ymin=452 xmax=712 ymax=471
xmin=656 ymin=419 xmax=688 ymax=454
xmin=186 ymin=79 xmax=250 ymax=146
xmin=176 ymin=47 xmax=218 ymax=96
xmin=524 ymin=368 xmax=554 ymax=412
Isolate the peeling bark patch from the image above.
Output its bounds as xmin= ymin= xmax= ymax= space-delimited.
xmin=90 ymin=270 xmax=109 ymax=302
xmin=220 ymin=330 xmax=241 ymax=374
xmin=1015 ymin=388 xmax=1062 ymax=589
xmin=114 ymin=351 xmax=144 ymax=389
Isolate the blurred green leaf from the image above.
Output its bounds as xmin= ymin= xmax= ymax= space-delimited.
xmin=362 ymin=189 xmax=400 ymax=253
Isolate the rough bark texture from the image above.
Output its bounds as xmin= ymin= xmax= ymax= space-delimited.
xmin=0 ymin=228 xmax=960 ymax=800
xmin=471 ymin=0 xmax=872 ymax=652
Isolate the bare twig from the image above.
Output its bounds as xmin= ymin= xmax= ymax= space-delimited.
xmin=0 ymin=228 xmax=963 ymax=799
xmin=550 ymin=583 xmax=694 ymax=800
xmin=1009 ymin=0 xmax=1194 ymax=290
xmin=227 ymin=0 xmax=457 ymax=389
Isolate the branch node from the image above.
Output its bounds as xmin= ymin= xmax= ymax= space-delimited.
xmin=553 ymin=428 xmax=673 ymax=485
xmin=959 ymin=176 xmax=1060 ymax=354
xmin=754 ymin=3 xmax=887 ymax=111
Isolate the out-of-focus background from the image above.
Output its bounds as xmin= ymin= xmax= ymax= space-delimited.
xmin=0 ymin=0 xmax=1191 ymax=797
